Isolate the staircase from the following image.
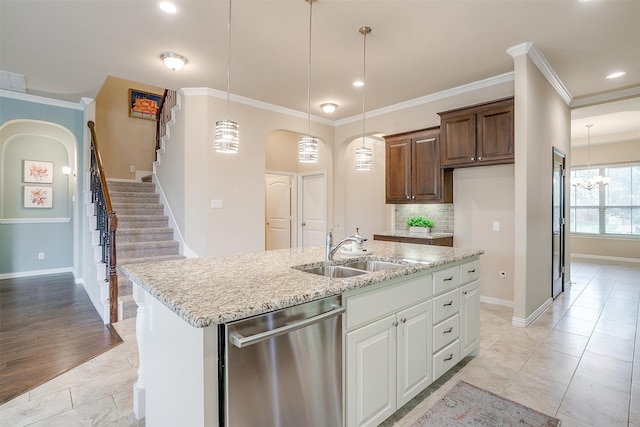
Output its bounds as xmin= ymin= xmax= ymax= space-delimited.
xmin=107 ymin=180 xmax=184 ymax=319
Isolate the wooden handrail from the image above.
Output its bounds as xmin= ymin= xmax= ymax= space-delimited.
xmin=155 ymin=89 xmax=177 ymax=160
xmin=87 ymin=121 xmax=119 ymax=324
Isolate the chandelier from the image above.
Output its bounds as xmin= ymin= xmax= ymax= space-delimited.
xmin=572 ymin=124 xmax=609 ymax=190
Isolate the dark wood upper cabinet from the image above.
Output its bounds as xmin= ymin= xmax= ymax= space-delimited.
xmin=385 ymin=127 xmax=452 ymax=204
xmin=439 ymin=97 xmax=514 ymax=168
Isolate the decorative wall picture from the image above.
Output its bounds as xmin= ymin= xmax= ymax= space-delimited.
xmin=24 ymin=186 xmax=53 ymax=208
xmin=23 ymin=160 xmax=53 ymax=183
xmin=129 ymin=88 xmax=162 ymax=120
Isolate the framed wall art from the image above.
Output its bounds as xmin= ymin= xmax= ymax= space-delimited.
xmin=129 ymin=89 xmax=162 ymax=120
xmin=23 ymin=160 xmax=53 ymax=183
xmin=24 ymin=186 xmax=53 ymax=208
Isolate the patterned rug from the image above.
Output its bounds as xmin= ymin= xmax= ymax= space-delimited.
xmin=410 ymin=381 xmax=561 ymax=427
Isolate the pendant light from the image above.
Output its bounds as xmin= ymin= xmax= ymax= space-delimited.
xmin=299 ymin=0 xmax=318 ymax=163
xmin=572 ymin=124 xmax=610 ymax=190
xmin=355 ymin=26 xmax=373 ymax=171
xmin=214 ymin=0 xmax=239 ymax=153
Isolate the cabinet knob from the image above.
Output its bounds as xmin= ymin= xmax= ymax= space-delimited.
xmin=412 ymin=196 xmax=415 ymax=200
xmin=471 ymin=157 xmax=475 ymax=161
xmin=392 ymin=321 xmax=398 ymax=327
xmin=478 ymin=156 xmax=482 ymax=161
xmin=401 ymin=318 xmax=407 ymax=323
xmin=406 ymin=195 xmax=410 ymax=200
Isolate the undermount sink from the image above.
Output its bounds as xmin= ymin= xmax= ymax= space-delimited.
xmin=295 ymin=259 xmax=404 ymax=278
xmin=342 ymin=260 xmax=403 ymax=272
xmin=299 ymin=265 xmax=368 ymax=278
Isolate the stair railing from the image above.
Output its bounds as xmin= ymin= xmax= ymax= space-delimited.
xmin=155 ymin=89 xmax=177 ymax=160
xmin=87 ymin=121 xmax=118 ymax=324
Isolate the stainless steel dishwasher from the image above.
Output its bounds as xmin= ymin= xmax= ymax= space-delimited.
xmin=220 ymin=295 xmax=344 ymax=427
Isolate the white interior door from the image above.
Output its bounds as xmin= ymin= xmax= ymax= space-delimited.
xmin=299 ymin=173 xmax=326 ymax=248
xmin=265 ymin=174 xmax=292 ymax=250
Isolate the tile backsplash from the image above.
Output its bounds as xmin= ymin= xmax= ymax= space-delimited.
xmin=395 ymin=204 xmax=454 ymax=233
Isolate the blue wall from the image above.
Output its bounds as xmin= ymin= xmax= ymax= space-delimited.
xmin=0 ymin=94 xmax=86 ymax=275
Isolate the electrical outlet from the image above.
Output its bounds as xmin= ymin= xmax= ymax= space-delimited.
xmin=130 ymin=165 xmax=136 ymax=173
xmin=38 ymin=252 xmax=45 ymax=260
xmin=211 ymin=199 xmax=223 ymax=209
xmin=499 ymin=271 xmax=507 ymax=279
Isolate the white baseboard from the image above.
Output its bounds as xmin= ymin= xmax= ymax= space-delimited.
xmin=480 ymin=296 xmax=514 ymax=308
xmin=153 ymin=175 xmax=198 ymax=258
xmin=0 ymin=267 xmax=73 ymax=280
xmin=571 ymin=253 xmax=640 ymax=264
xmin=512 ymin=297 xmax=553 ymax=328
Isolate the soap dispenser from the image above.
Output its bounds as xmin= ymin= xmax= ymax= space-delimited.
xmin=352 ymin=228 xmax=364 ymax=252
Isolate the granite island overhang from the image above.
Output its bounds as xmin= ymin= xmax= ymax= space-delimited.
xmin=121 ymin=240 xmax=484 ymax=426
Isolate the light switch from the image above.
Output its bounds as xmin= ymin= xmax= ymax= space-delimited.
xmin=211 ymin=199 xmax=223 ymax=209
xmin=492 ymin=221 xmax=500 ymax=232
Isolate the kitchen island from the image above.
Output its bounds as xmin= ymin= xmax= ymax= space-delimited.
xmin=122 ymin=240 xmax=483 ymax=427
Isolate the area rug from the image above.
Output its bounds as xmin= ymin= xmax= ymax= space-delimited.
xmin=410 ymin=381 xmax=561 ymax=427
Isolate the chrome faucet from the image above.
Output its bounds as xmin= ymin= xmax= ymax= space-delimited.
xmin=326 ymin=227 xmax=364 ymax=261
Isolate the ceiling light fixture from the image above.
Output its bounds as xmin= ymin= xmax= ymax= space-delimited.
xmin=355 ymin=26 xmax=373 ymax=171
xmin=321 ymin=103 xmax=337 ymax=114
xmin=606 ymin=71 xmax=626 ymax=79
xmin=160 ymin=52 xmax=187 ymax=71
xmin=299 ymin=0 xmax=318 ymax=163
xmin=353 ymin=81 xmax=364 ymax=87
xmin=572 ymin=124 xmax=610 ymax=190
xmin=159 ymin=2 xmax=177 ymax=13
xmin=215 ymin=0 xmax=239 ymax=153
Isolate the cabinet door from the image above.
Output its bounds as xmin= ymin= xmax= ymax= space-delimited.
xmin=396 ymin=300 xmax=432 ymax=407
xmin=412 ymin=132 xmax=442 ymax=202
xmin=460 ymin=280 xmax=480 ymax=358
xmin=385 ymin=137 xmax=412 ymax=203
xmin=476 ymin=101 xmax=514 ymax=164
xmin=347 ymin=314 xmax=397 ymax=427
xmin=440 ymin=112 xmax=476 ymax=167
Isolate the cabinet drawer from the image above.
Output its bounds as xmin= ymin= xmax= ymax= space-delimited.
xmin=433 ymin=314 xmax=459 ymax=353
xmin=433 ymin=289 xmax=459 ymax=324
xmin=460 ymin=260 xmax=480 ymax=285
xmin=433 ymin=339 xmax=460 ymax=380
xmin=345 ymin=274 xmax=432 ymax=330
xmin=433 ymin=266 xmax=460 ymax=295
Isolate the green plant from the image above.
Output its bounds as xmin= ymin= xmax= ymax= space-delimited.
xmin=406 ymin=216 xmax=434 ymax=228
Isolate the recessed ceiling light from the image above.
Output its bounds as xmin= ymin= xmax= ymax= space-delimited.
xmin=353 ymin=81 xmax=364 ymax=87
xmin=606 ymin=71 xmax=626 ymax=79
xmin=159 ymin=2 xmax=177 ymax=13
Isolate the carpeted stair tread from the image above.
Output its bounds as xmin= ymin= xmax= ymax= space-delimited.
xmin=112 ymin=203 xmax=164 ymax=215
xmin=119 ymin=254 xmax=186 ymax=266
xmin=106 ymin=181 xmax=156 ymax=193
xmin=116 ymin=227 xmax=175 ymax=243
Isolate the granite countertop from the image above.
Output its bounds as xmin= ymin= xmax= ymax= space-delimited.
xmin=374 ymin=231 xmax=454 ymax=240
xmin=121 ymin=240 xmax=482 ymax=328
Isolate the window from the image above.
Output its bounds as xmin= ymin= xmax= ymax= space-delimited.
xmin=570 ymin=163 xmax=640 ymax=236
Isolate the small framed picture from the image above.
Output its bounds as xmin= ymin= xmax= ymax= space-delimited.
xmin=24 ymin=186 xmax=53 ymax=208
xmin=129 ymin=89 xmax=162 ymax=120
xmin=23 ymin=160 xmax=53 ymax=183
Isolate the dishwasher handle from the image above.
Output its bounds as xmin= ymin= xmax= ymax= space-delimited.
xmin=229 ymin=304 xmax=345 ymax=348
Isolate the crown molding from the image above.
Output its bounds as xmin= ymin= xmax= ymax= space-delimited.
xmin=335 ymin=72 xmax=515 ymax=127
xmin=179 ymin=87 xmax=334 ymax=126
xmin=0 ymin=89 xmax=88 ymax=110
xmin=507 ymin=42 xmax=572 ymax=106
xmin=570 ymin=86 xmax=640 ymax=108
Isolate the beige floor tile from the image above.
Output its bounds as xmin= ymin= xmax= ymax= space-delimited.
xmin=601 ymin=306 xmax=638 ymax=324
xmin=631 ymin=382 xmax=640 ymax=426
xmin=501 ymin=370 xmax=567 ymax=416
xmin=555 ymin=411 xmax=597 ymax=427
xmin=69 ymin=364 xmax=138 ymax=408
xmin=0 ymin=392 xmax=29 ymax=410
xmin=538 ymin=329 xmax=589 ymax=358
xmin=586 ymin=332 xmax=635 ymax=362
xmin=522 ymin=348 xmax=580 ymax=385
xmin=572 ymin=296 xmax=607 ymax=310
xmin=457 ymin=355 xmax=516 ymax=395
xmin=565 ymin=305 xmax=602 ymax=322
xmin=559 ymin=374 xmax=629 ymax=427
xmin=0 ymin=389 xmax=72 ymax=427
xmin=575 ymin=351 xmax=632 ymax=393
xmin=595 ymin=317 xmax=637 ymax=340
xmin=553 ymin=316 xmax=597 ymax=337
xmin=27 ymin=395 xmax=143 ymax=427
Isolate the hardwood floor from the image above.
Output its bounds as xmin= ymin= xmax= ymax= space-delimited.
xmin=0 ymin=273 xmax=122 ymax=405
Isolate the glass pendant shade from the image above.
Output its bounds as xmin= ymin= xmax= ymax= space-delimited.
xmin=298 ymin=135 xmax=319 ymax=163
xmin=572 ymin=124 xmax=610 ymax=190
xmin=355 ymin=144 xmax=373 ymax=171
xmin=214 ymin=119 xmax=240 ymax=153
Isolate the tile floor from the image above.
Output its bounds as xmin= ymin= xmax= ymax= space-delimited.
xmin=1 ymin=258 xmax=639 ymax=426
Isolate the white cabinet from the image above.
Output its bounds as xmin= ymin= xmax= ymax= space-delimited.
xmin=460 ymin=280 xmax=480 ymax=357
xmin=345 ymin=276 xmax=433 ymax=427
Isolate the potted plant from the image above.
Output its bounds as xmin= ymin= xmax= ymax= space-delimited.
xmin=406 ymin=216 xmax=435 ymax=234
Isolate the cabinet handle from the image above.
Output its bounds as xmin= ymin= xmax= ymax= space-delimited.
xmin=471 ymin=157 xmax=475 ymax=161
xmin=412 ymin=195 xmax=415 ymax=200
xmin=443 ymin=327 xmax=453 ymax=334
xmin=478 ymin=156 xmax=482 ymax=160
xmin=406 ymin=195 xmax=410 ymax=200
xmin=463 ymin=291 xmax=468 ymax=295
xmin=401 ymin=318 xmax=407 ymax=323
xmin=444 ymin=276 xmax=454 ymax=282
xmin=444 ymin=354 xmax=454 ymax=362
xmin=468 ymin=269 xmax=476 ymax=273
xmin=443 ymin=301 xmax=453 ymax=307
xmin=392 ymin=320 xmax=398 ymax=327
